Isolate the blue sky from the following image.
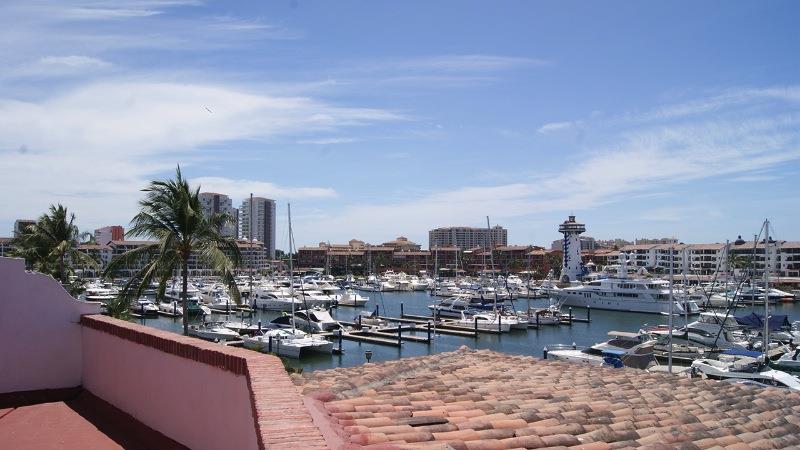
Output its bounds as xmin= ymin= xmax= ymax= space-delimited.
xmin=1 ymin=1 xmax=799 ymax=249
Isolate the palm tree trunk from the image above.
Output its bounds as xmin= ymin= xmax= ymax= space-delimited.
xmin=182 ymin=258 xmax=189 ymax=336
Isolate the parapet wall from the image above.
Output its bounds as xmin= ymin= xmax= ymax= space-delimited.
xmin=0 ymin=258 xmax=101 ymax=394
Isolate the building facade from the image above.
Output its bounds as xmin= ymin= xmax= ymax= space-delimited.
xmin=94 ymin=226 xmax=124 ymax=246
xmin=239 ymin=197 xmax=276 ymax=259
xmin=428 ymin=226 xmax=507 ymax=250
xmin=13 ymin=219 xmax=36 ymax=237
xmin=199 ymin=192 xmax=238 ymax=238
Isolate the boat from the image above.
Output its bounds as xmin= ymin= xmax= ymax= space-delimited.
xmin=642 ymin=312 xmax=749 ymax=350
xmin=553 ymin=253 xmax=700 ymax=315
xmin=270 ymin=308 xmax=340 ymax=332
xmin=524 ymin=306 xmax=563 ymax=326
xmin=337 ymin=289 xmax=369 ymax=307
xmin=130 ymin=299 xmax=159 ymax=316
xmin=354 ymin=310 xmax=391 ymax=329
xmin=243 ymin=328 xmax=333 ymax=358
xmin=690 ymin=356 xmax=800 ymax=391
xmin=189 ymin=322 xmax=241 ymax=341
xmin=428 ymin=294 xmax=478 ymax=318
xmin=82 ymin=281 xmax=119 ymax=302
xmin=451 ymin=311 xmax=513 ymax=332
xmin=771 ymin=345 xmax=800 ymax=372
xmin=251 ymin=287 xmax=304 ymax=311
xmin=547 ymin=331 xmax=657 ymax=370
xmin=165 ymin=285 xmax=211 ymax=315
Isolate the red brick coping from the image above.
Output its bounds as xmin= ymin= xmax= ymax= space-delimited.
xmin=80 ymin=315 xmax=327 ymax=449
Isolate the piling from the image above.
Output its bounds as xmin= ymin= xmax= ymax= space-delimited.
xmin=258 ymin=320 xmax=262 ymax=333
xmin=474 ymin=316 xmax=478 ymax=335
xmin=337 ymin=329 xmax=342 ymax=353
xmin=374 ymin=304 xmax=379 ymax=317
xmin=397 ymin=324 xmax=402 ymax=346
xmin=569 ymin=307 xmax=573 ymax=325
xmin=498 ymin=314 xmax=502 ymax=333
xmin=536 ymin=312 xmax=540 ymax=327
xmin=173 ymin=302 xmax=177 ymax=315
xmin=587 ymin=306 xmax=591 ymax=322
xmin=400 ymin=302 xmax=404 ymax=317
xmin=268 ymin=335 xmax=273 ymax=353
xmin=543 ymin=346 xmax=548 ymax=359
xmin=427 ymin=321 xmax=432 ymax=343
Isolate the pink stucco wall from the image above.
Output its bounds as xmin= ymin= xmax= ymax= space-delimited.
xmin=81 ymin=326 xmax=260 ymax=450
xmin=0 ymin=257 xmax=101 ymax=394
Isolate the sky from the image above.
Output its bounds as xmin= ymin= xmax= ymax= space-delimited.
xmin=1 ymin=1 xmax=799 ymax=250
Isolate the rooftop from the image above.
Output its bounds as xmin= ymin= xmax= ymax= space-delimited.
xmin=295 ymin=347 xmax=800 ymax=449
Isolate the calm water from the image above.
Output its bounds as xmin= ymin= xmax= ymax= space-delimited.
xmin=135 ymin=291 xmax=800 ymax=372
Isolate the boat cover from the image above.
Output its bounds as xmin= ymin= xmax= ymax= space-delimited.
xmin=734 ymin=312 xmax=790 ymax=332
xmin=722 ymin=348 xmax=763 ymax=358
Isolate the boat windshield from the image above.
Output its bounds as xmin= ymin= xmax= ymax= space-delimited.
xmin=605 ymin=338 xmax=639 ymax=349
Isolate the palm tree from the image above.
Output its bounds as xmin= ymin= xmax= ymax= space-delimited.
xmin=105 ymin=166 xmax=242 ymax=335
xmin=11 ymin=204 xmax=98 ymax=293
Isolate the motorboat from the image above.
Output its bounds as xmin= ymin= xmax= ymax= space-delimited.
xmin=189 ymin=322 xmax=241 ymax=341
xmin=243 ymin=328 xmax=333 ymax=358
xmin=547 ymin=331 xmax=657 ymax=370
xmin=354 ymin=310 xmax=391 ymax=329
xmin=82 ymin=281 xmax=119 ymax=302
xmin=251 ymin=287 xmax=303 ymax=311
xmin=428 ymin=294 xmax=476 ymax=318
xmin=337 ymin=289 xmax=369 ymax=307
xmin=690 ymin=357 xmax=800 ymax=391
xmin=642 ymin=312 xmax=749 ymax=350
xmin=130 ymin=299 xmax=159 ymax=316
xmin=270 ymin=308 xmax=341 ymax=332
xmin=771 ymin=346 xmax=800 ymax=372
xmin=525 ymin=306 xmax=563 ymax=326
xmin=452 ymin=311 xmax=513 ymax=332
xmin=165 ymin=285 xmax=211 ymax=315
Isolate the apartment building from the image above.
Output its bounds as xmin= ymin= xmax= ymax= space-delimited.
xmin=94 ymin=226 xmax=124 ymax=245
xmin=199 ymin=192 xmax=238 ymax=238
xmin=429 ymin=226 xmax=507 ymax=250
xmin=239 ymin=197 xmax=276 ymax=259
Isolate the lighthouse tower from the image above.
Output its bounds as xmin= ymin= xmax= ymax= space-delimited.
xmin=558 ymin=215 xmax=586 ymax=282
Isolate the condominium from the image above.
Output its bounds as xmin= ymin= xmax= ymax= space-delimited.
xmin=199 ymin=192 xmax=238 ymax=238
xmin=239 ymin=197 xmax=276 ymax=259
xmin=429 ymin=226 xmax=507 ymax=250
xmin=94 ymin=225 xmax=124 ymax=245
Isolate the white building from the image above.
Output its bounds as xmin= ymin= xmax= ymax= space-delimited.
xmin=558 ymin=215 xmax=587 ymax=282
xmin=199 ymin=193 xmax=238 ymax=238
xmin=239 ymin=197 xmax=276 ymax=259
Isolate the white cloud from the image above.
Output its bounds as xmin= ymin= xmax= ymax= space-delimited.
xmin=363 ymin=55 xmax=551 ymax=73
xmin=192 ymin=177 xmax=337 ymax=202
xmin=0 ymin=80 xmax=398 ymax=231
xmin=296 ymin=89 xmax=800 ymax=245
xmin=297 ymin=137 xmax=360 ymax=145
xmin=537 ymin=120 xmax=578 ymax=134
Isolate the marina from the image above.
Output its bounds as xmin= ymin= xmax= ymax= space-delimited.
xmin=132 ymin=288 xmax=800 ymax=372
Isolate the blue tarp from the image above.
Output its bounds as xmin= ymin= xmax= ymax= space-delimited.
xmin=734 ymin=312 xmax=790 ymax=332
xmin=722 ymin=348 xmax=763 ymax=358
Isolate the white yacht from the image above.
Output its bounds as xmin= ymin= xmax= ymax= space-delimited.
xmin=130 ymin=299 xmax=159 ymax=315
xmin=642 ymin=312 xmax=748 ymax=350
xmin=452 ymin=311 xmax=514 ymax=332
xmin=251 ymin=286 xmax=303 ymax=312
xmin=270 ymin=308 xmax=340 ymax=332
xmin=83 ymin=281 xmax=119 ymax=302
xmin=243 ymin=328 xmax=333 ymax=359
xmin=691 ymin=357 xmax=800 ymax=391
xmin=189 ymin=322 xmax=241 ymax=341
xmin=553 ymin=254 xmax=700 ymax=315
xmin=428 ymin=294 xmax=478 ymax=318
xmin=337 ymin=289 xmax=369 ymax=307
xmin=547 ymin=331 xmax=657 ymax=370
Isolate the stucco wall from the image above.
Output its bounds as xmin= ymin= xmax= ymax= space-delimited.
xmin=81 ymin=325 xmax=260 ymax=450
xmin=0 ymin=257 xmax=101 ymax=394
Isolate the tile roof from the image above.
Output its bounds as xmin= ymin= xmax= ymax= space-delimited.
xmin=294 ymin=347 xmax=800 ymax=449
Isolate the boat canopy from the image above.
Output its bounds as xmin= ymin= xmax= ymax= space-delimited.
xmin=734 ymin=313 xmax=790 ymax=332
xmin=722 ymin=348 xmax=763 ymax=358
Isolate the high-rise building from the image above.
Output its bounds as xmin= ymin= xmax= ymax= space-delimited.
xmin=13 ymin=219 xmax=36 ymax=237
xmin=428 ymin=226 xmax=507 ymax=250
xmin=94 ymin=225 xmax=124 ymax=245
xmin=239 ymin=197 xmax=276 ymax=259
xmin=199 ymin=192 xmax=238 ymax=238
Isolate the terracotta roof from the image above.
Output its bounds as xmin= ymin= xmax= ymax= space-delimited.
xmin=686 ymin=243 xmax=725 ymax=251
xmin=295 ymin=347 xmax=800 ymax=449
xmin=620 ymin=244 xmax=658 ymax=251
xmin=109 ymin=240 xmax=156 ymax=246
xmin=495 ymin=246 xmax=531 ymax=252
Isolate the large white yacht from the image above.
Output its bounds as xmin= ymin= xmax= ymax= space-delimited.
xmin=553 ymin=253 xmax=700 ymax=315
xmin=547 ymin=331 xmax=657 ymax=370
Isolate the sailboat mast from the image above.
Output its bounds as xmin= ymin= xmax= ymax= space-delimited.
xmin=487 ymin=216 xmax=498 ymax=314
xmin=763 ymin=219 xmax=769 ymax=357
xmin=288 ymin=203 xmax=295 ymax=335
xmin=668 ymin=244 xmax=674 ymax=374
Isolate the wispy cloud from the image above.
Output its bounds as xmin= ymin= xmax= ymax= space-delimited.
xmin=192 ymin=177 xmax=337 ymax=201
xmin=537 ymin=120 xmax=579 ymax=134
xmin=0 ymin=80 xmax=398 ymax=229
xmin=299 ymin=87 xmax=800 ymax=244
xmin=297 ymin=137 xmax=360 ymax=145
xmin=362 ymin=55 xmax=551 ymax=73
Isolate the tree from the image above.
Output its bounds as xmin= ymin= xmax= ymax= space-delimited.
xmin=11 ymin=204 xmax=98 ymax=294
xmin=105 ymin=166 xmax=242 ymax=335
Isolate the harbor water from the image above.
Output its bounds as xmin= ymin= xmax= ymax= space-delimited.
xmin=135 ymin=291 xmax=800 ymax=372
